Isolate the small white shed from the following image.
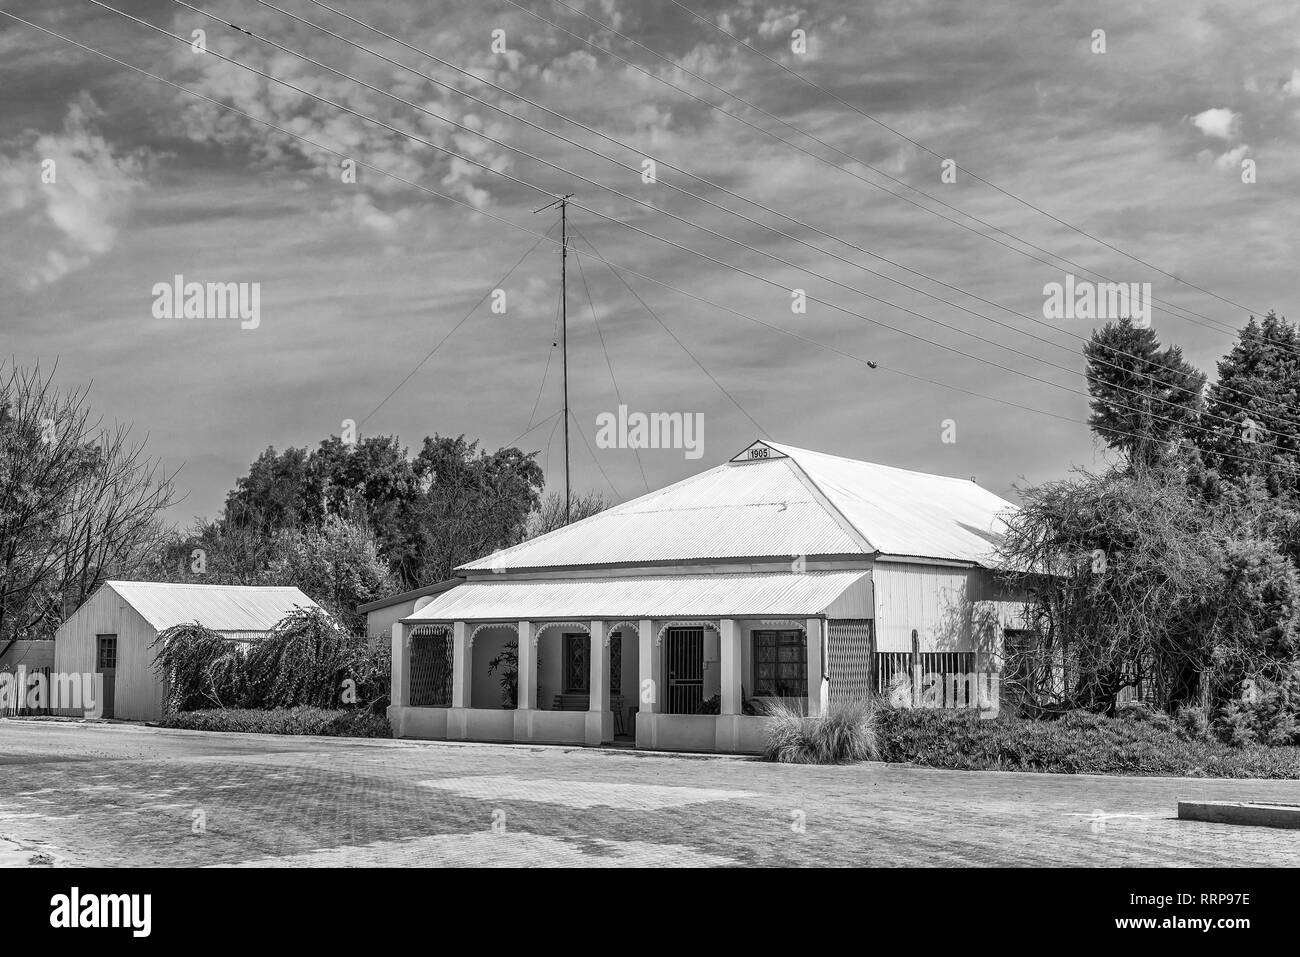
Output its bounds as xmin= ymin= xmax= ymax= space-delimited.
xmin=53 ymin=581 xmax=319 ymax=721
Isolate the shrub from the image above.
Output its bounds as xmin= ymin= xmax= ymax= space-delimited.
xmin=876 ymin=707 xmax=1300 ymax=778
xmin=244 ymin=606 xmax=360 ymax=709
xmin=151 ymin=622 xmax=247 ymax=711
xmin=346 ymin=641 xmax=392 ymax=714
xmin=761 ymin=697 xmax=879 ymax=764
xmin=155 ymin=706 xmax=391 ymax=738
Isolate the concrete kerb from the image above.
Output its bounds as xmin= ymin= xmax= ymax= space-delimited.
xmin=1 ymin=717 xmax=753 ymax=761
xmin=1178 ymin=801 xmax=1300 ymax=829
xmin=12 ymin=718 xmax=1300 ymax=783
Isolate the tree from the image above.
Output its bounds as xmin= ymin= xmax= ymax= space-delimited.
xmin=409 ymin=435 xmax=545 ymax=583
xmin=522 ymin=490 xmax=610 ymax=539
xmin=220 ymin=432 xmax=544 ymax=589
xmin=139 ymin=514 xmax=396 ymax=633
xmin=264 ymin=516 xmax=396 ymax=632
xmin=1082 ymin=318 xmax=1205 ymax=466
xmin=1193 ymin=312 xmax=1300 ymax=499
xmin=224 ymin=446 xmax=311 ymax=530
xmin=999 ymin=464 xmax=1300 ymax=721
xmin=0 ymin=364 xmax=176 ymax=652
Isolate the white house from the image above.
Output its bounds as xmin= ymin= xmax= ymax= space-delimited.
xmin=388 ymin=439 xmax=1027 ymax=753
xmin=54 ymin=581 xmax=319 ymax=721
xmin=359 ymin=579 xmax=460 ymax=645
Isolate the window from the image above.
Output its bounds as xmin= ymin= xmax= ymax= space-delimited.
xmin=563 ymin=634 xmax=589 ymax=694
xmin=610 ymin=632 xmax=622 ymax=696
xmin=752 ymin=629 xmax=806 ymax=697
xmin=96 ymin=635 xmax=117 ymax=670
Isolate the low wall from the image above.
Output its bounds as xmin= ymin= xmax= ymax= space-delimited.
xmin=635 ymin=713 xmax=773 ymax=754
xmin=389 ymin=706 xmax=771 ymax=753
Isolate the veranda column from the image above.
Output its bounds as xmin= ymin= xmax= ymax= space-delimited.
xmin=637 ymin=619 xmax=659 ymax=713
xmin=390 ymin=621 xmax=409 ymax=709
xmin=586 ymin=620 xmax=612 ymax=745
xmin=635 ymin=618 xmax=657 ymax=749
xmin=719 ymin=618 xmax=742 ymax=716
xmin=805 ymin=617 xmax=828 ymax=717
xmin=452 ymin=621 xmax=472 ymax=708
xmin=517 ymin=620 xmax=537 ymax=710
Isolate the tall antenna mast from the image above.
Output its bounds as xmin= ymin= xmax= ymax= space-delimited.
xmin=534 ymin=193 xmax=575 ymax=525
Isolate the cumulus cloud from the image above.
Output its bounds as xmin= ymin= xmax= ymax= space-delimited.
xmin=0 ymin=95 xmax=150 ymax=291
xmin=162 ymin=7 xmax=512 ymax=220
xmin=1213 ymin=143 xmax=1251 ymax=171
xmin=1283 ymin=69 xmax=1300 ymax=96
xmin=756 ymin=8 xmax=803 ymax=40
xmin=1190 ymin=107 xmax=1240 ymax=140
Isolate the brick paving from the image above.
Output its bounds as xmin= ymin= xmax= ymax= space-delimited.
xmin=1 ymin=719 xmax=1299 ymax=867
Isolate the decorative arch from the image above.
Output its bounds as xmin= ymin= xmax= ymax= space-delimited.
xmin=469 ymin=622 xmax=518 ymax=646
xmin=655 ymin=620 xmax=720 ymax=647
xmin=753 ymin=619 xmax=808 ymax=634
xmin=607 ymin=620 xmax=639 ymax=647
xmin=536 ymin=621 xmax=591 ymax=638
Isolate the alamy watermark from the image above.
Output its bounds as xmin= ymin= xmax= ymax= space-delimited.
xmin=1042 ymin=274 xmax=1151 ymax=327
xmin=0 ymin=668 xmax=101 ymax=717
xmin=595 ymin=404 xmax=703 ymax=460
xmin=152 ymin=274 xmax=261 ymax=329
xmin=50 ymin=887 xmax=151 ymax=937
xmin=886 ymin=670 xmax=1000 ymax=718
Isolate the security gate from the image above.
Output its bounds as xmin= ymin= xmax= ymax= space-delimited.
xmin=665 ymin=627 xmax=704 ymax=714
xmin=409 ymin=626 xmax=453 ymax=707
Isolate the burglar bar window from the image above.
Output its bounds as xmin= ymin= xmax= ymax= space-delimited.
xmin=97 ymin=635 xmax=117 ymax=670
xmin=752 ymin=629 xmax=806 ymax=697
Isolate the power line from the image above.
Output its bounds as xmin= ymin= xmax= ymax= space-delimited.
xmin=11 ymin=9 xmax=1293 ymax=477
xmin=100 ymin=0 xmax=1260 ymax=446
xmin=571 ymin=223 xmax=768 ymax=437
xmin=572 ymin=247 xmax=649 ymax=493
xmin=525 ymin=285 xmax=563 ymax=432
xmin=542 ymin=408 xmax=562 ymax=481
xmin=522 ymin=0 xmax=1281 ymax=347
xmin=508 ymin=407 xmax=564 ymax=448
xmin=246 ymin=0 xmax=1287 ymax=432
xmin=665 ymin=0 xmax=1265 ymax=319
xmin=567 ymin=408 xmax=621 ymax=500
xmin=360 ymin=227 xmax=552 ymax=426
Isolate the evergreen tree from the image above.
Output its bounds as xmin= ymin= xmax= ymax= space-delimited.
xmin=1082 ymin=318 xmax=1205 ymax=466
xmin=1194 ymin=312 xmax=1300 ymax=499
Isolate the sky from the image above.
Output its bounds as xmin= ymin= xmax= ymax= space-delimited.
xmin=2 ymin=0 xmax=1298 ymax=525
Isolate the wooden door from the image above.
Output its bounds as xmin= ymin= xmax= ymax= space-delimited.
xmin=96 ymin=635 xmax=117 ymax=719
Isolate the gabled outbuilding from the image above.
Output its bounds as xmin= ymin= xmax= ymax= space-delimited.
xmin=54 ymin=581 xmax=319 ymax=720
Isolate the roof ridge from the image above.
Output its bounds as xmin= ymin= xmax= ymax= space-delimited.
xmin=765 ymin=441 xmax=987 ymax=486
xmin=777 ymin=452 xmax=878 ymax=553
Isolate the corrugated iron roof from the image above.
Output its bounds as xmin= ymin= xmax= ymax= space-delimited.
xmin=766 ymin=442 xmax=1015 ymax=565
xmin=406 ymin=571 xmax=869 ymax=621
xmin=104 ymin=581 xmax=319 ymax=632
xmin=458 ymin=440 xmax=1015 ymax=572
xmin=459 ymin=457 xmax=862 ymax=571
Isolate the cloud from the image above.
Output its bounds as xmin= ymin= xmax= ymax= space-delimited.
xmin=757 ymin=8 xmax=803 ymax=41
xmin=1213 ymin=143 xmax=1251 ymax=171
xmin=1284 ymin=68 xmax=1300 ymax=96
xmin=0 ymin=95 xmax=150 ymax=291
xmin=1190 ymin=107 xmax=1240 ymax=140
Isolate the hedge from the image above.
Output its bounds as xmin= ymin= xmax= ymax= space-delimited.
xmin=155 ymin=706 xmax=392 ymax=738
xmin=876 ymin=707 xmax=1300 ymax=778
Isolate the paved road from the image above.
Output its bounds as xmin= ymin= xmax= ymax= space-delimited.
xmin=1 ymin=718 xmax=1298 ymax=866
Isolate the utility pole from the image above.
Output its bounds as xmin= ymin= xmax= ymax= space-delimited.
xmin=534 ymin=193 xmax=574 ymax=525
